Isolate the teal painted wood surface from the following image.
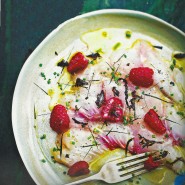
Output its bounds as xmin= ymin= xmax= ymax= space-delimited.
xmin=0 ymin=0 xmax=184 ymax=184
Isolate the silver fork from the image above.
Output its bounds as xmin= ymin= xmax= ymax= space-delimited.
xmin=65 ymin=152 xmax=156 ymax=185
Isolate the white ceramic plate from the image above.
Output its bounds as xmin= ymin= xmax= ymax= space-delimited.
xmin=12 ymin=9 xmax=185 ymax=185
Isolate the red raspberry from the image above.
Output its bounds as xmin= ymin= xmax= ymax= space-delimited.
xmin=50 ymin=105 xmax=70 ymax=134
xmin=101 ymin=97 xmax=123 ymax=122
xmin=144 ymin=155 xmax=160 ymax=170
xmin=67 ymin=52 xmax=88 ymax=74
xmin=68 ymin=161 xmax=90 ymax=177
xmin=144 ymin=109 xmax=166 ymax=134
xmin=129 ymin=67 xmax=154 ymax=87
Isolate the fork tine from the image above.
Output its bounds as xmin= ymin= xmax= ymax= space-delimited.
xmin=110 ymin=152 xmax=151 ymax=165
xmin=119 ymin=164 xmax=144 ymax=176
xmin=118 ymin=157 xmax=148 ymax=170
xmin=120 ymin=168 xmax=147 ymax=181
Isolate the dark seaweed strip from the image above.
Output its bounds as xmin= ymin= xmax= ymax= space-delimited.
xmin=34 ymin=83 xmax=48 ymax=95
xmin=86 ymin=52 xmax=101 ymax=60
xmin=138 ymin=134 xmax=163 ymax=148
xmin=118 ymin=78 xmax=130 ymax=108
xmin=153 ymin=45 xmax=163 ymax=50
xmin=60 ymin=134 xmax=63 ymax=158
xmin=130 ymin=91 xmax=143 ymax=118
xmin=112 ymin=87 xmax=120 ymax=97
xmin=125 ymin=138 xmax=134 ymax=157
xmin=75 ymin=105 xmax=81 ymax=111
xmin=153 ymin=151 xmax=168 ymax=161
xmin=130 ymin=98 xmax=136 ymax=118
xmin=72 ymin=118 xmax=88 ymax=128
xmin=75 ymin=78 xmax=88 ymax=87
xmin=95 ymin=90 xmax=105 ymax=108
xmin=57 ymin=59 xmax=69 ymax=67
xmin=174 ymin=53 xmax=185 ymax=59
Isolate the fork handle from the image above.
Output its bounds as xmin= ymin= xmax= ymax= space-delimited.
xmin=64 ymin=173 xmax=101 ymax=185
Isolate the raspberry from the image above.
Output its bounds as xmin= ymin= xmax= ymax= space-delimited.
xmin=101 ymin=97 xmax=123 ymax=122
xmin=50 ymin=105 xmax=70 ymax=134
xmin=129 ymin=67 xmax=154 ymax=87
xmin=144 ymin=109 xmax=166 ymax=134
xmin=67 ymin=52 xmax=88 ymax=74
xmin=68 ymin=161 xmax=90 ymax=177
xmin=144 ymin=156 xmax=160 ymax=170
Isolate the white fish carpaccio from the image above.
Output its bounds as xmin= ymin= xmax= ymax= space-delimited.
xmin=48 ymin=29 xmax=185 ymax=174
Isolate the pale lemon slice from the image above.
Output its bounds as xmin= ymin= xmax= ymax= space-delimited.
xmin=89 ymin=148 xmax=126 ymax=173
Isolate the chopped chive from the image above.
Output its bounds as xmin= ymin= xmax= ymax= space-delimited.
xmin=125 ymin=30 xmax=132 ymax=38
xmin=173 ymin=59 xmax=176 ymax=66
xmin=89 ymin=60 xmax=94 ymax=64
xmin=47 ymin=79 xmax=51 ymax=84
xmin=179 ymin=67 xmax=184 ymax=71
xmin=93 ymin=128 xmax=100 ymax=134
xmin=135 ymin=86 xmax=139 ymax=90
xmin=41 ymin=159 xmax=46 ymax=163
xmin=170 ymin=65 xmax=174 ymax=71
xmin=53 ymin=147 xmax=60 ymax=152
xmin=112 ymin=42 xmax=121 ymax=50
xmin=40 ymin=134 xmax=46 ymax=140
xmin=39 ymin=63 xmax=42 ymax=67
xmin=123 ymin=116 xmax=128 ymax=125
xmin=170 ymin=81 xmax=175 ymax=86
xmin=87 ymin=136 xmax=92 ymax=140
xmin=102 ymin=31 xmax=107 ymax=37
xmin=96 ymin=48 xmax=104 ymax=54
xmin=177 ymin=111 xmax=184 ymax=117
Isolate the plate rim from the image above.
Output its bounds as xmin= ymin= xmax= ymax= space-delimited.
xmin=11 ymin=9 xmax=185 ymax=185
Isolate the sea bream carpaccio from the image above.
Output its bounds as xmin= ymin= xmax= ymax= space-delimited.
xmin=42 ymin=28 xmax=185 ymax=180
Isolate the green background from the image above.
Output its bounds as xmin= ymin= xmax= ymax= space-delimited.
xmin=0 ymin=0 xmax=185 ymax=184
